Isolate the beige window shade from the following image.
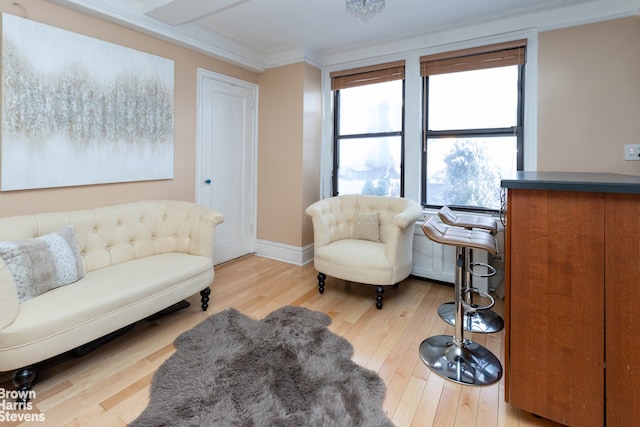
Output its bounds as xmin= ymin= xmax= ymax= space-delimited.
xmin=331 ymin=60 xmax=405 ymax=90
xmin=420 ymin=39 xmax=526 ymax=77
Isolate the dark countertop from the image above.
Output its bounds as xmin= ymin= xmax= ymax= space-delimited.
xmin=500 ymin=171 xmax=640 ymax=194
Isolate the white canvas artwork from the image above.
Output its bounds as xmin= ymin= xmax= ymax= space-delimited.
xmin=1 ymin=14 xmax=175 ymax=191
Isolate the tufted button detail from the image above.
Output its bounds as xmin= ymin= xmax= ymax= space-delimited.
xmin=93 ymin=228 xmax=97 ymax=233
xmin=106 ymin=246 xmax=111 ymax=251
xmin=116 ymin=221 xmax=122 ymax=226
xmin=130 ymin=240 xmax=134 ymax=245
xmin=81 ymin=251 xmax=85 ymax=256
xmin=139 ymin=218 xmax=143 ymax=222
xmin=151 ymin=235 xmax=156 ymax=240
xmin=163 ymin=215 xmax=167 ymax=220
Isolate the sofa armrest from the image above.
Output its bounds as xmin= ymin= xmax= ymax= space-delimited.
xmin=385 ymin=201 xmax=422 ymax=268
xmin=392 ymin=203 xmax=422 ymax=230
xmin=186 ymin=205 xmax=225 ymax=259
xmin=0 ymin=258 xmax=19 ymax=330
xmin=305 ymin=200 xmax=333 ymax=247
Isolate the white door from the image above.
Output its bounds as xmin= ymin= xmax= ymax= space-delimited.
xmin=196 ymin=69 xmax=257 ymax=265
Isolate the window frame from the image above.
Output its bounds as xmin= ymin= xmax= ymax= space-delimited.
xmin=420 ymin=43 xmax=526 ymax=212
xmin=331 ymin=71 xmax=406 ymax=197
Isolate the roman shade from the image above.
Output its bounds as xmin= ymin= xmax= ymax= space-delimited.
xmin=330 ymin=60 xmax=405 ymax=90
xmin=420 ymin=39 xmax=527 ymax=76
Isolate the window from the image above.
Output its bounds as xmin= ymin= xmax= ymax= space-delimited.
xmin=421 ymin=40 xmax=526 ymax=211
xmin=331 ymin=61 xmax=405 ymax=197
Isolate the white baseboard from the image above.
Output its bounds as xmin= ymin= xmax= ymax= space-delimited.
xmin=254 ymin=239 xmax=314 ymax=266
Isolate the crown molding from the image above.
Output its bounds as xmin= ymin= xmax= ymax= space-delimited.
xmin=49 ymin=0 xmax=640 ymax=72
xmin=49 ymin=0 xmax=266 ymax=72
xmin=318 ymin=0 xmax=640 ymax=66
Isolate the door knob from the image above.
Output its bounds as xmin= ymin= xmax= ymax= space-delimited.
xmin=205 ymin=179 xmax=211 ymax=184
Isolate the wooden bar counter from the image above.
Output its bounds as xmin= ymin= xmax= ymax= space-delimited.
xmin=501 ymin=172 xmax=640 ymax=427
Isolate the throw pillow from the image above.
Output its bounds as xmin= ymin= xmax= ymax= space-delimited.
xmin=0 ymin=225 xmax=84 ymax=303
xmin=352 ymin=211 xmax=380 ymax=242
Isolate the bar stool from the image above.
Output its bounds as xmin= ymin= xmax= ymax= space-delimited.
xmin=437 ymin=206 xmax=504 ymax=334
xmin=419 ymin=217 xmax=502 ymax=386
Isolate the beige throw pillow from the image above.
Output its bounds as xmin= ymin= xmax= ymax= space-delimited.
xmin=352 ymin=211 xmax=380 ymax=242
xmin=0 ymin=225 xmax=84 ymax=303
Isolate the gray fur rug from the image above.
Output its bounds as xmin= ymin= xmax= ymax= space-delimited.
xmin=130 ymin=306 xmax=394 ymax=427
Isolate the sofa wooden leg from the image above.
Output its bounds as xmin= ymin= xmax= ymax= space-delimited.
xmin=12 ymin=366 xmax=36 ymax=405
xmin=317 ymin=273 xmax=326 ymax=294
xmin=200 ymin=287 xmax=211 ymax=311
xmin=375 ymin=286 xmax=384 ymax=309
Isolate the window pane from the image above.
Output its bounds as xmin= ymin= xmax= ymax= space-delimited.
xmin=428 ymin=66 xmax=518 ymax=130
xmin=337 ymin=136 xmax=401 ymax=197
xmin=426 ymin=137 xmax=516 ymax=210
xmin=339 ymin=80 xmax=402 ymax=135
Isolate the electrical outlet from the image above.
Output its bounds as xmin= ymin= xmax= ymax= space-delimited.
xmin=624 ymin=144 xmax=640 ymax=161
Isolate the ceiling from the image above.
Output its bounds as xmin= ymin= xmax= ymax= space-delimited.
xmin=50 ymin=0 xmax=638 ymax=71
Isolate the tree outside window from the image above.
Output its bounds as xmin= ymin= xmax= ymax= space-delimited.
xmin=422 ymin=41 xmax=526 ymax=211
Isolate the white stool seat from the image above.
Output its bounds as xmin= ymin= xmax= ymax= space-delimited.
xmin=438 ymin=206 xmax=498 ymax=234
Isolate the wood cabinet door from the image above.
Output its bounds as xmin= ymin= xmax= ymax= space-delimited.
xmin=604 ymin=193 xmax=640 ymax=427
xmin=506 ymin=189 xmax=605 ymax=426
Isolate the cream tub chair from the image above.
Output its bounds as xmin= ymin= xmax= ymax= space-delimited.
xmin=0 ymin=200 xmax=224 ymax=398
xmin=306 ymin=195 xmax=422 ymax=309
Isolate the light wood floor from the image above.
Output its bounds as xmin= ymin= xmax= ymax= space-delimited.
xmin=0 ymin=255 xmax=563 ymax=427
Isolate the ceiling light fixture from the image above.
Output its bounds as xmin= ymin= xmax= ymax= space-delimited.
xmin=345 ymin=0 xmax=385 ymax=21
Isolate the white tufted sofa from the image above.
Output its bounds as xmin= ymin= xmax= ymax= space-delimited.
xmin=0 ymin=200 xmax=224 ymax=395
xmin=306 ymin=195 xmax=421 ymax=309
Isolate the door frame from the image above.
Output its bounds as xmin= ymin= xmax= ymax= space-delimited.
xmin=195 ymin=68 xmax=258 ymax=263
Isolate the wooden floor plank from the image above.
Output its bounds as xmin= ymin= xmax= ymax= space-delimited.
xmin=0 ymin=255 xmax=564 ymax=427
xmin=393 ymin=376 xmax=427 ymax=426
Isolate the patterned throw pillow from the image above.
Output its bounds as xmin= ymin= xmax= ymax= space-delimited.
xmin=0 ymin=225 xmax=84 ymax=303
xmin=352 ymin=211 xmax=380 ymax=242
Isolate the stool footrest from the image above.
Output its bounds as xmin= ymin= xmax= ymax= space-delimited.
xmin=461 ymin=287 xmax=495 ymax=312
xmin=469 ymin=262 xmax=496 ymax=278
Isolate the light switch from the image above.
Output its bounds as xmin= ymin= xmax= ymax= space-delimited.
xmin=624 ymin=144 xmax=640 ymax=161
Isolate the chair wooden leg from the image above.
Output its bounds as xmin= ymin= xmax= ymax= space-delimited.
xmin=200 ymin=287 xmax=211 ymax=311
xmin=375 ymin=286 xmax=384 ymax=309
xmin=317 ymin=273 xmax=326 ymax=294
xmin=12 ymin=366 xmax=36 ymax=406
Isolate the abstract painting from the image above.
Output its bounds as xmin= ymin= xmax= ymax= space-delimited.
xmin=1 ymin=14 xmax=174 ymax=191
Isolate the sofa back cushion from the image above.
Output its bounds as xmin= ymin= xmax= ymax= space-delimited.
xmin=0 ymin=200 xmax=215 ymax=274
xmin=309 ymin=195 xmax=415 ymax=245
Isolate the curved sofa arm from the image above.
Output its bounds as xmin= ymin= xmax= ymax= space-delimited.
xmin=392 ymin=203 xmax=423 ymax=230
xmin=385 ymin=200 xmax=422 ymax=276
xmin=0 ymin=258 xmax=19 ymax=330
xmin=185 ymin=204 xmax=225 ymax=259
xmin=304 ymin=199 xmax=327 ymax=219
xmin=305 ymin=200 xmax=333 ymax=248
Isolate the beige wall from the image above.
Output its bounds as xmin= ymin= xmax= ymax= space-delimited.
xmin=256 ymin=62 xmax=322 ymax=247
xmin=538 ymin=17 xmax=640 ymax=174
xmin=0 ymin=0 xmax=257 ymax=217
xmin=2 ymin=2 xmax=637 ymax=251
xmin=301 ymin=64 xmax=322 ymax=246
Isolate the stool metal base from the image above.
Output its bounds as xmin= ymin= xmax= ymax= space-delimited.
xmin=438 ymin=301 xmax=505 ymax=333
xmin=419 ymin=335 xmax=502 ymax=386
